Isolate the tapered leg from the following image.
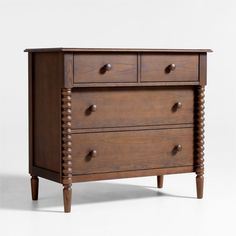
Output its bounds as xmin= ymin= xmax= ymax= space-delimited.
xmin=31 ymin=176 xmax=39 ymax=200
xmin=157 ymin=175 xmax=164 ymax=188
xmin=196 ymin=176 xmax=204 ymax=199
xmin=63 ymin=184 xmax=72 ymax=213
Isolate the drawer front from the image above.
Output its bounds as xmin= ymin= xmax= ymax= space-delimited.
xmin=72 ymin=128 xmax=194 ymax=175
xmin=73 ymin=53 xmax=137 ymax=83
xmin=71 ymin=87 xmax=194 ymax=129
xmin=141 ymin=54 xmax=198 ymax=82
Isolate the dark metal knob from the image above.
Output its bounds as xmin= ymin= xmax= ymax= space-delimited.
xmin=169 ymin=63 xmax=176 ymax=71
xmin=100 ymin=63 xmax=112 ymax=74
xmin=166 ymin=63 xmax=176 ymax=73
xmin=104 ymin=63 xmax=112 ymax=71
xmin=172 ymin=102 xmax=182 ymax=111
xmin=89 ymin=150 xmax=97 ymax=158
xmin=101 ymin=63 xmax=112 ymax=72
xmin=89 ymin=104 xmax=97 ymax=112
xmin=172 ymin=144 xmax=182 ymax=155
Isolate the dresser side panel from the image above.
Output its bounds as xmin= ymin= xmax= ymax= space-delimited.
xmin=32 ymin=52 xmax=63 ymax=173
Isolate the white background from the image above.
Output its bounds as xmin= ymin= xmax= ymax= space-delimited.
xmin=0 ymin=0 xmax=235 ymax=235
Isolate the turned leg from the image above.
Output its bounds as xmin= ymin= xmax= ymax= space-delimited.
xmin=195 ymin=86 xmax=205 ymax=199
xmin=63 ymin=184 xmax=72 ymax=213
xmin=31 ymin=175 xmax=39 ymax=200
xmin=157 ymin=175 xmax=164 ymax=188
xmin=62 ymin=88 xmax=73 ymax=212
xmin=196 ymin=176 xmax=204 ymax=199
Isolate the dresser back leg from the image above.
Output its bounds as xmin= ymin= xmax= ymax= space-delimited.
xmin=31 ymin=175 xmax=39 ymax=200
xmin=63 ymin=184 xmax=72 ymax=213
xmin=157 ymin=175 xmax=164 ymax=188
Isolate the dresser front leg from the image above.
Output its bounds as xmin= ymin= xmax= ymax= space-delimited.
xmin=63 ymin=184 xmax=72 ymax=213
xmin=157 ymin=175 xmax=164 ymax=188
xmin=196 ymin=176 xmax=204 ymax=199
xmin=195 ymin=86 xmax=205 ymax=199
xmin=31 ymin=175 xmax=39 ymax=200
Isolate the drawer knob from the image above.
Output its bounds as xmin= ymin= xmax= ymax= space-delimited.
xmin=172 ymin=102 xmax=182 ymax=111
xmin=104 ymin=63 xmax=112 ymax=71
xmin=100 ymin=63 xmax=112 ymax=74
xmin=173 ymin=144 xmax=182 ymax=154
xmin=166 ymin=63 xmax=176 ymax=73
xmin=89 ymin=104 xmax=97 ymax=112
xmin=89 ymin=150 xmax=97 ymax=158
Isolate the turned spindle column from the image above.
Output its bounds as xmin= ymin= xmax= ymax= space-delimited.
xmin=61 ymin=88 xmax=72 ymax=212
xmin=195 ymin=86 xmax=205 ymax=199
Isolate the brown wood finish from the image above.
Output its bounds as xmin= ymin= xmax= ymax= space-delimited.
xmin=73 ymin=53 xmax=137 ymax=83
xmin=32 ymin=53 xmax=62 ymax=173
xmin=141 ymin=54 xmax=198 ymax=82
xmin=72 ymin=128 xmax=194 ymax=175
xmin=71 ymin=123 xmax=194 ymax=134
xmin=72 ymin=166 xmax=194 ymax=182
xmin=64 ymin=54 xmax=73 ymax=88
xmin=199 ymin=53 xmax=207 ymax=86
xmin=61 ymin=88 xmax=73 ymax=211
xmin=63 ymin=185 xmax=72 ymax=213
xmin=26 ymin=48 xmax=211 ymax=212
xmin=195 ymin=86 xmax=205 ymax=199
xmin=71 ymin=87 xmax=194 ymax=129
xmin=157 ymin=176 xmax=164 ymax=188
xmin=71 ymin=81 xmax=199 ymax=88
xmin=28 ymin=53 xmax=33 ymax=174
xmin=25 ymin=48 xmax=212 ymax=53
xmin=31 ymin=176 xmax=39 ymax=200
xmin=32 ymin=166 xmax=60 ymax=182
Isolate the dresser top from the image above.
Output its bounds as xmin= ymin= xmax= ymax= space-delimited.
xmin=24 ymin=48 xmax=212 ymax=53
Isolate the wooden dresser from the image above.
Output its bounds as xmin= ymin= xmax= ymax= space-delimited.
xmin=25 ymin=48 xmax=212 ymax=212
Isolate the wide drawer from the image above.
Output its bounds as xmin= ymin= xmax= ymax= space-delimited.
xmin=73 ymin=53 xmax=137 ymax=83
xmin=141 ymin=54 xmax=198 ymax=82
xmin=71 ymin=87 xmax=194 ymax=129
xmin=72 ymin=128 xmax=194 ymax=175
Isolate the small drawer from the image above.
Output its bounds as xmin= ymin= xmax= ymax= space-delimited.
xmin=72 ymin=128 xmax=194 ymax=175
xmin=71 ymin=87 xmax=194 ymax=129
xmin=73 ymin=53 xmax=137 ymax=83
xmin=141 ymin=54 xmax=198 ymax=82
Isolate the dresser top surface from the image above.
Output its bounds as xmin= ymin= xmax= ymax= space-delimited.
xmin=24 ymin=48 xmax=212 ymax=53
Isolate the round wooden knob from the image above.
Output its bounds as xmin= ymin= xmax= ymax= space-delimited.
xmin=90 ymin=104 xmax=97 ymax=112
xmin=89 ymin=150 xmax=97 ymax=158
xmin=175 ymin=102 xmax=182 ymax=109
xmin=174 ymin=144 xmax=182 ymax=152
xmin=172 ymin=102 xmax=182 ymax=112
xmin=104 ymin=63 xmax=112 ymax=71
xmin=166 ymin=63 xmax=176 ymax=73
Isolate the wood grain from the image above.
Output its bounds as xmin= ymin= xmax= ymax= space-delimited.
xmin=26 ymin=48 xmax=211 ymax=212
xmin=32 ymin=53 xmax=62 ymax=172
xmin=72 ymin=166 xmax=194 ymax=182
xmin=72 ymin=128 xmax=194 ymax=175
xmin=74 ymin=53 xmax=137 ymax=83
xmin=71 ymin=87 xmax=194 ymax=129
xmin=141 ymin=54 xmax=198 ymax=82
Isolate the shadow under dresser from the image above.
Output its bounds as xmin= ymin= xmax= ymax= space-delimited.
xmin=24 ymin=48 xmax=212 ymax=212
